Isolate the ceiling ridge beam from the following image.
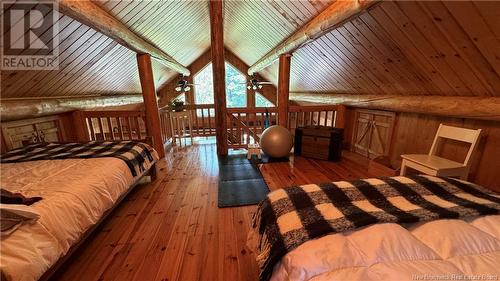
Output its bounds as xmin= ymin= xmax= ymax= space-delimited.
xmin=247 ymin=0 xmax=380 ymax=75
xmin=55 ymin=0 xmax=190 ymax=76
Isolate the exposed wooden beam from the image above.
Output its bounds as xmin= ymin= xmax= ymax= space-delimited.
xmin=55 ymin=0 xmax=190 ymax=76
xmin=290 ymin=93 xmax=500 ymax=121
xmin=247 ymin=0 xmax=379 ymax=75
xmin=137 ymin=54 xmax=165 ymax=158
xmin=209 ymin=0 xmax=228 ymax=155
xmin=0 ymin=95 xmax=143 ymax=121
xmin=277 ymin=54 xmax=292 ymax=127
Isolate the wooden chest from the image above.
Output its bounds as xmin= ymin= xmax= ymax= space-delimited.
xmin=294 ymin=126 xmax=344 ymax=161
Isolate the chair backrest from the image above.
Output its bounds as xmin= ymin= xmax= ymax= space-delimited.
xmin=429 ymin=124 xmax=482 ymax=166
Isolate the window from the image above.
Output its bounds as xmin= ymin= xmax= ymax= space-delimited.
xmin=193 ymin=62 xmax=247 ymax=108
xmin=255 ymin=92 xmax=274 ymax=107
xmin=194 ymin=64 xmax=214 ymax=105
xmin=225 ymin=63 xmax=247 ymax=108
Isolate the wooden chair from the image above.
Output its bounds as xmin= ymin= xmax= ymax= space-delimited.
xmin=400 ymin=124 xmax=482 ymax=180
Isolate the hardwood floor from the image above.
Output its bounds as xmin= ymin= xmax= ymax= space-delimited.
xmin=55 ymin=139 xmax=373 ymax=281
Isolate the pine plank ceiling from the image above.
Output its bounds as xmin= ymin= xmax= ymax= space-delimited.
xmin=1 ymin=0 xmax=210 ymax=98
xmin=1 ymin=1 xmax=499 ymax=99
xmin=230 ymin=0 xmax=500 ymax=96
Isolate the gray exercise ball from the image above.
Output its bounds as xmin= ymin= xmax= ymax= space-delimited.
xmin=260 ymin=125 xmax=294 ymax=158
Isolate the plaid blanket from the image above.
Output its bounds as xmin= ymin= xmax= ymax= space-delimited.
xmin=0 ymin=141 xmax=156 ymax=177
xmin=252 ymin=175 xmax=500 ymax=281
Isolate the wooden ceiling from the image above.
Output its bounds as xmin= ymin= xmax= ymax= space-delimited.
xmin=234 ymin=1 xmax=500 ymax=96
xmin=223 ymin=0 xmax=333 ymax=76
xmin=0 ymin=0 xmax=209 ymax=98
xmin=1 ymin=1 xmax=499 ymax=99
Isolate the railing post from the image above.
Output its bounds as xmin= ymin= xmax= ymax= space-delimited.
xmin=277 ymin=54 xmax=292 ymax=128
xmin=335 ymin=105 xmax=346 ymax=129
xmin=137 ymin=53 xmax=165 ymax=158
xmin=71 ymin=110 xmax=90 ymax=141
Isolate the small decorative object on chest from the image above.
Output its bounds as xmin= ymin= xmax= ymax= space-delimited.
xmin=294 ymin=126 xmax=344 ymax=161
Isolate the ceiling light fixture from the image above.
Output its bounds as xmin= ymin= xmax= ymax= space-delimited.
xmin=175 ymin=74 xmax=195 ymax=93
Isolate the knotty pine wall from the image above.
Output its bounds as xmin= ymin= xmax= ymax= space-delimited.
xmin=342 ymin=108 xmax=500 ymax=192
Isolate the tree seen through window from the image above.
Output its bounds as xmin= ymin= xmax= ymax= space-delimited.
xmin=193 ymin=62 xmax=247 ymax=108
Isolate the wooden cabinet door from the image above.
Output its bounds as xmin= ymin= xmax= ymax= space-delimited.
xmin=352 ymin=110 xmax=395 ymax=159
xmin=352 ymin=111 xmax=373 ymax=157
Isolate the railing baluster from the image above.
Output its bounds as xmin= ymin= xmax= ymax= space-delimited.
xmin=87 ymin=118 xmax=95 ymax=141
xmin=253 ymin=113 xmax=257 ymax=144
xmin=227 ymin=113 xmax=231 ymax=146
xmin=293 ymin=112 xmax=298 ymax=130
xmin=232 ymin=114 xmax=237 ymax=146
xmin=163 ymin=111 xmax=172 ymax=143
xmin=237 ymin=113 xmax=241 ymax=145
xmin=164 ymin=112 xmax=170 ymax=141
xmin=210 ymin=109 xmax=214 ymax=135
xmin=127 ymin=117 xmax=133 ymax=140
xmin=230 ymin=114 xmax=234 ymax=146
xmin=201 ymin=108 xmax=206 ymax=136
xmin=107 ymin=117 xmax=114 ymax=140
xmin=134 ymin=117 xmax=141 ymax=139
xmin=194 ymin=110 xmax=199 ymax=137
xmin=98 ymin=118 xmax=105 ymax=140
xmin=117 ymin=117 xmax=124 ymax=139
xmin=246 ymin=114 xmax=251 ymax=144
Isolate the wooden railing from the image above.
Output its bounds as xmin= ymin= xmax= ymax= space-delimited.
xmin=75 ymin=110 xmax=147 ymax=141
xmin=226 ymin=107 xmax=278 ymax=149
xmin=158 ymin=104 xmax=216 ymax=145
xmin=156 ymin=104 xmax=344 ymax=149
xmin=189 ymin=104 xmax=217 ymax=137
xmin=288 ymin=105 xmax=345 ymax=131
xmin=158 ymin=108 xmax=173 ymax=145
xmin=72 ymin=104 xmax=345 ymax=150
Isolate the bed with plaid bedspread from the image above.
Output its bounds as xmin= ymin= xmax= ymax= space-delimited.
xmin=252 ymin=175 xmax=500 ymax=281
xmin=0 ymin=141 xmax=156 ymax=177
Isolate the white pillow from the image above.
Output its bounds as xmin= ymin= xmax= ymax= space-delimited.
xmin=0 ymin=203 xmax=40 ymax=219
xmin=1 ymin=204 xmax=40 ymax=237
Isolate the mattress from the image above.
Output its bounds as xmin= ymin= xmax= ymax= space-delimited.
xmin=0 ymin=156 xmax=156 ymax=281
xmin=270 ymin=215 xmax=500 ymax=281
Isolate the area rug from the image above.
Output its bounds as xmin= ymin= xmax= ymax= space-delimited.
xmin=218 ymin=154 xmax=269 ymax=208
xmin=254 ymin=154 xmax=290 ymax=164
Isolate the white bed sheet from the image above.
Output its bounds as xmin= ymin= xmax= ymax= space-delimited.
xmin=270 ymin=215 xmax=500 ymax=281
xmin=0 ymin=157 xmax=155 ymax=281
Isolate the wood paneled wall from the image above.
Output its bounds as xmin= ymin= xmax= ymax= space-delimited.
xmin=342 ymin=108 xmax=500 ymax=192
xmin=157 ymin=49 xmax=277 ymax=107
